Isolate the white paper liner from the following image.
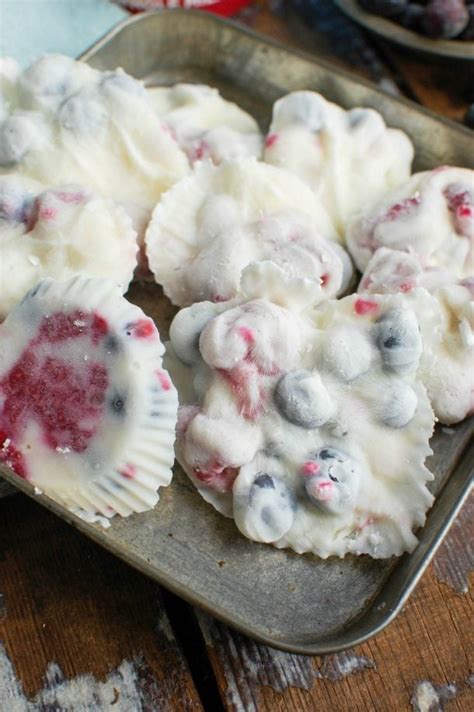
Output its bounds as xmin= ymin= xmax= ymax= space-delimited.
xmin=0 ymin=275 xmax=178 ymax=520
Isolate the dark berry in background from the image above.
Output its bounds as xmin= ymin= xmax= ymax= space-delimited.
xmin=464 ymin=103 xmax=474 ymax=128
xmin=399 ymin=3 xmax=425 ymax=30
xmin=422 ymin=0 xmax=469 ymax=38
xmin=357 ymin=0 xmax=474 ymax=40
xmin=359 ymin=0 xmax=408 ymax=17
xmin=460 ymin=3 xmax=474 ymax=38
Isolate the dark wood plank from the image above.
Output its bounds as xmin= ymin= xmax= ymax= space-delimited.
xmin=0 ymin=495 xmax=203 ymax=711
xmin=196 ymin=496 xmax=473 ymax=712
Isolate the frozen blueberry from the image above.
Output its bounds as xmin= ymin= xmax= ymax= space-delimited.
xmin=273 ymin=92 xmax=325 ymax=132
xmin=302 ymin=447 xmax=361 ymax=516
xmin=233 ymin=468 xmax=295 ymax=543
xmin=398 ymin=3 xmax=425 ymax=30
xmin=169 ymin=302 xmax=220 ymax=366
xmin=0 ymin=114 xmax=42 ymax=166
xmin=322 ymin=326 xmax=373 ymax=382
xmin=59 ymin=92 xmax=107 ymax=135
xmin=274 ymin=370 xmax=334 ymax=429
xmin=374 ymin=309 xmax=422 ymax=374
xmin=460 ymin=4 xmax=474 ymax=39
xmin=464 ymin=104 xmax=474 ymax=129
xmin=109 ymin=392 xmax=127 ymax=417
xmin=101 ymin=71 xmax=145 ymax=98
xmin=374 ymin=381 xmax=418 ymax=428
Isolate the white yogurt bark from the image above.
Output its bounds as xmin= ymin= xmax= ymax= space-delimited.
xmin=360 ymin=247 xmax=474 ymax=424
xmin=167 ymin=263 xmax=434 ymax=559
xmin=263 ymin=91 xmax=414 ymax=236
xmin=0 ymin=174 xmax=137 ymax=319
xmin=0 ymin=276 xmax=178 ymax=520
xmin=0 ymin=55 xmax=189 ymax=243
xmin=147 ymin=83 xmax=263 ymax=165
xmin=145 ymin=157 xmax=351 ymax=307
xmin=347 ymin=167 xmax=474 ymax=277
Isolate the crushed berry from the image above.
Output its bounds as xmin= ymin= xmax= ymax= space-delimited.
xmin=354 ymin=298 xmax=379 ymax=316
xmin=0 ymin=310 xmax=111 ymax=472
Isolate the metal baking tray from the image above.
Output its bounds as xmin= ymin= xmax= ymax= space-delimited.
xmin=1 ymin=10 xmax=473 ymax=655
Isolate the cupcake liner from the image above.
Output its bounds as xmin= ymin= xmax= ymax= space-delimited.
xmin=0 ymin=275 xmax=178 ymax=521
xmin=169 ymin=288 xmax=436 ymax=559
xmin=145 ymin=157 xmax=339 ymax=307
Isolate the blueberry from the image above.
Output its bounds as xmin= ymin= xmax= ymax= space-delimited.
xmin=303 ymin=447 xmax=361 ymax=516
xmin=59 ymin=93 xmax=107 ymax=135
xmin=359 ymin=0 xmax=408 ymax=18
xmin=460 ymin=4 xmax=474 ymax=39
xmin=319 ymin=448 xmax=341 ymax=461
xmin=169 ymin=302 xmax=218 ymax=366
xmin=464 ymin=104 xmax=474 ymax=129
xmin=422 ymin=0 xmax=469 ymax=39
xmin=104 ymin=334 xmax=121 ymax=354
xmin=253 ymin=473 xmax=275 ymax=489
xmin=274 ymin=370 xmax=334 ymax=429
xmin=110 ymin=393 xmax=126 ymax=416
xmin=272 ymin=92 xmax=325 ymax=132
xmin=398 ymin=3 xmax=425 ymax=30
xmin=374 ymin=309 xmax=422 ymax=374
xmin=233 ymin=469 xmax=295 ymax=543
xmin=374 ymin=381 xmax=418 ymax=428
xmin=101 ymin=71 xmax=145 ymax=98
xmin=322 ymin=326 xmax=373 ymax=382
xmin=0 ymin=114 xmax=38 ymax=166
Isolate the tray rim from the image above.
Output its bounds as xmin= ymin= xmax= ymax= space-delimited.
xmin=1 ymin=9 xmax=473 ymax=655
xmin=79 ymin=8 xmax=474 ymax=141
xmin=1 ymin=440 xmax=472 ymax=655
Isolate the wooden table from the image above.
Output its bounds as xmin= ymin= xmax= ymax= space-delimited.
xmin=1 ymin=3 xmax=472 ymax=710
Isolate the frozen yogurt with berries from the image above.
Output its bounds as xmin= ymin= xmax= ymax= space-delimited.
xmin=145 ymin=158 xmax=351 ymax=307
xmin=167 ymin=262 xmax=434 ymax=558
xmin=0 ymin=174 xmax=137 ymax=319
xmin=147 ymin=83 xmax=262 ymax=165
xmin=360 ymin=247 xmax=474 ymax=424
xmin=263 ymin=91 xmax=414 ymax=236
xmin=347 ymin=167 xmax=474 ymax=277
xmin=0 ymin=276 xmax=178 ymax=521
xmin=0 ymin=55 xmax=189 ymax=244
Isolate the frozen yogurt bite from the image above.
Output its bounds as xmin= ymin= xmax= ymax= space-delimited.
xmin=0 ymin=55 xmax=190 ymax=249
xmin=146 ymin=157 xmax=352 ymax=307
xmin=147 ymin=83 xmax=263 ymax=165
xmin=263 ymin=91 xmax=414 ymax=236
xmin=167 ymin=262 xmax=434 ymax=558
xmin=347 ymin=166 xmax=474 ymax=277
xmin=0 ymin=174 xmax=137 ymax=319
xmin=360 ymin=247 xmax=474 ymax=425
xmin=0 ymin=276 xmax=178 ymax=521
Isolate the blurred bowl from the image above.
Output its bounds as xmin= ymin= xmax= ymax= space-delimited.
xmin=334 ymin=0 xmax=474 ymax=61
